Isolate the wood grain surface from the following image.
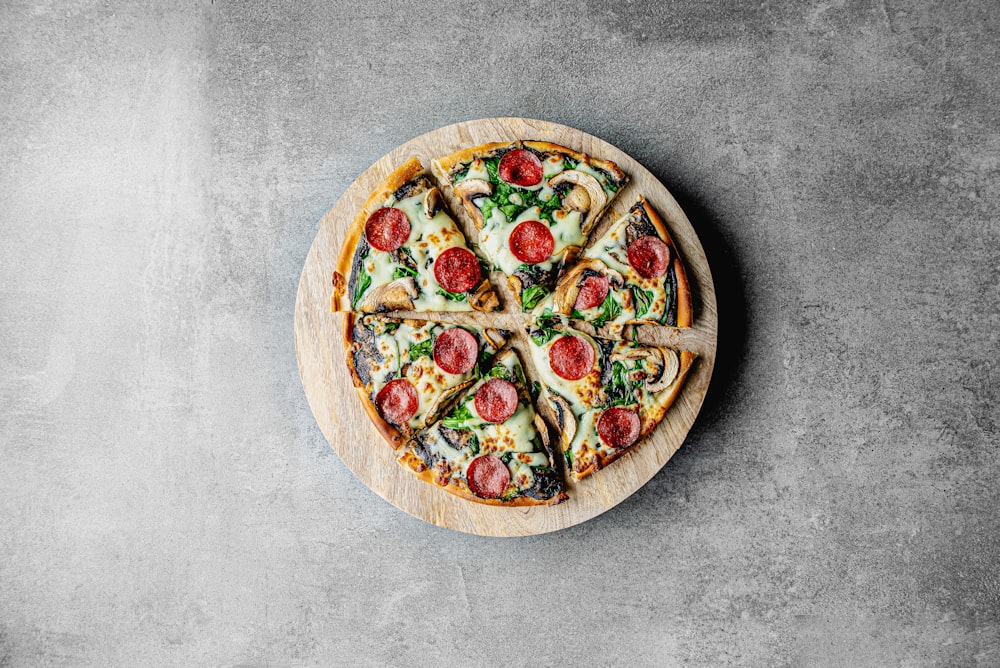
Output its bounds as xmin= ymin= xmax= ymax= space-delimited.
xmin=294 ymin=118 xmax=717 ymax=536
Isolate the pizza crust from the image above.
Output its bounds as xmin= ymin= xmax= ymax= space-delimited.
xmin=641 ymin=197 xmax=693 ymax=328
xmin=432 ymin=139 xmax=628 ymax=190
xmin=431 ymin=141 xmax=515 ymax=180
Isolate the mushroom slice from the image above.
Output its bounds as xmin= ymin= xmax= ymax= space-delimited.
xmin=467 ymin=277 xmax=500 ymax=312
xmin=438 ymin=424 xmax=475 ymax=451
xmin=607 ymin=345 xmax=678 ymax=393
xmin=423 ymin=187 xmax=442 ymax=219
xmin=423 ymin=378 xmax=475 ymax=426
xmin=547 ymin=393 xmax=577 ymax=449
xmin=452 ymin=178 xmax=492 ymax=229
xmin=609 ymin=348 xmax=653 ymax=364
xmin=507 ymin=273 xmax=523 ymax=300
xmin=355 ymin=277 xmax=418 ymax=312
xmin=548 ymin=170 xmax=608 ymax=232
xmin=533 ymin=413 xmax=551 ymax=450
xmin=644 ymin=347 xmax=680 ymax=393
xmin=482 ymin=327 xmax=509 ymax=351
xmin=552 ymin=258 xmax=625 ymax=314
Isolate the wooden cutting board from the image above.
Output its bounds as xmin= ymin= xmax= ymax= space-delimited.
xmin=294 ymin=118 xmax=717 ymax=536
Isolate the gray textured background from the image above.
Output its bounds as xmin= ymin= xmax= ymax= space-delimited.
xmin=2 ymin=1 xmax=998 ymax=665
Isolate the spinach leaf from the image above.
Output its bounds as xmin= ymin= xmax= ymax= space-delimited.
xmin=382 ymin=321 xmax=400 ymax=334
xmin=408 ymin=339 xmax=433 ymax=362
xmin=484 ymin=157 xmax=501 ymax=182
xmin=468 ymin=432 xmax=480 ymax=457
xmin=605 ymin=360 xmax=639 ymax=407
xmin=441 ymin=402 xmax=473 ymax=430
xmin=632 ymin=285 xmax=654 ymax=318
xmin=351 ymin=263 xmax=372 ymax=310
xmin=393 ymin=265 xmax=418 ymax=280
xmin=562 ymin=156 xmax=578 ymax=170
xmin=479 ymin=197 xmax=497 ymax=224
xmin=530 ymin=309 xmax=562 ymax=346
xmin=592 ymin=292 xmax=622 ymax=328
xmin=500 ymin=451 xmax=514 ymax=465
xmin=521 ymin=284 xmax=548 ymax=311
xmin=486 ymin=364 xmax=512 ymax=381
xmin=436 ymin=288 xmax=467 ymax=302
xmin=564 ymin=449 xmax=573 ymax=466
xmin=500 ymin=203 xmax=520 ymax=219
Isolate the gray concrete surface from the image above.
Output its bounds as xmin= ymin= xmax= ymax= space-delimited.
xmin=2 ymin=1 xmax=998 ymax=665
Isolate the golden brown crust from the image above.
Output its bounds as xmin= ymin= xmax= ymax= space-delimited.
xmin=332 ymin=157 xmax=425 ymax=312
xmin=640 ymin=196 xmax=694 ymax=328
xmin=567 ymin=350 xmax=698 ymax=481
xmin=396 ymin=450 xmax=568 ymax=506
xmin=342 ymin=312 xmax=409 ymax=449
xmin=432 ymin=139 xmax=628 ymax=189
xmin=431 ymin=141 xmax=514 ymax=180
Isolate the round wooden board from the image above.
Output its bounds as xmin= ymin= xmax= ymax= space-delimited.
xmin=294 ymin=118 xmax=717 ymax=536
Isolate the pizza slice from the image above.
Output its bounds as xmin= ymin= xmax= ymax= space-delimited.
xmin=433 ymin=140 xmax=628 ymax=311
xmin=345 ymin=314 xmax=508 ymax=449
xmin=332 ymin=157 xmax=499 ymax=313
xmin=538 ymin=197 xmax=693 ymax=328
xmin=526 ymin=316 xmax=696 ymax=480
xmin=397 ymin=348 xmax=567 ymax=505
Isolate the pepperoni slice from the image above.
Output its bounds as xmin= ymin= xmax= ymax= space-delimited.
xmin=474 ymin=378 xmax=518 ymax=423
xmin=627 ymin=236 xmax=669 ymax=279
xmin=433 ymin=327 xmax=478 ymax=375
xmin=433 ymin=247 xmax=481 ymax=294
xmin=498 ymin=149 xmax=543 ymax=187
xmin=364 ymin=207 xmax=410 ymax=253
xmin=548 ymin=335 xmax=595 ymax=381
xmin=375 ymin=378 xmax=418 ymax=425
xmin=574 ymin=274 xmax=609 ymax=310
xmin=509 ymin=220 xmax=555 ymax=265
xmin=597 ymin=407 xmax=641 ymax=448
xmin=466 ymin=455 xmax=511 ymax=498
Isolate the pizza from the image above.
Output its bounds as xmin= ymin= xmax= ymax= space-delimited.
xmin=538 ymin=197 xmax=693 ymax=329
xmin=397 ymin=348 xmax=567 ymax=505
xmin=330 ymin=138 xmax=702 ymax=509
xmin=433 ymin=141 xmax=628 ymax=311
xmin=345 ymin=314 xmax=508 ymax=449
xmin=332 ymin=157 xmax=499 ymax=313
xmin=526 ymin=315 xmax=696 ymax=480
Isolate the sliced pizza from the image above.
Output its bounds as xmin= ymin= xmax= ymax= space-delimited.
xmin=332 ymin=157 xmax=499 ymax=314
xmin=539 ymin=197 xmax=693 ymax=328
xmin=398 ymin=348 xmax=567 ymax=505
xmin=526 ymin=316 xmax=696 ymax=480
xmin=345 ymin=314 xmax=508 ymax=449
xmin=433 ymin=140 xmax=628 ymax=311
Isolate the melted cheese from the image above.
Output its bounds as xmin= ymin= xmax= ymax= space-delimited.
xmin=363 ymin=318 xmax=495 ymax=431
xmin=358 ymin=189 xmax=481 ymax=312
